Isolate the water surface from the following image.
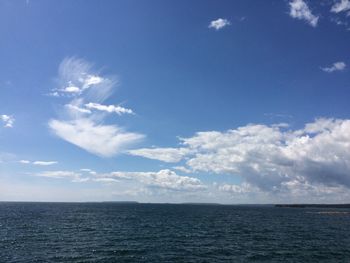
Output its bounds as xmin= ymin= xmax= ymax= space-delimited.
xmin=0 ymin=202 xmax=349 ymax=262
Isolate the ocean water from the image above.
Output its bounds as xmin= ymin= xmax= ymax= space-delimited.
xmin=0 ymin=203 xmax=349 ymax=262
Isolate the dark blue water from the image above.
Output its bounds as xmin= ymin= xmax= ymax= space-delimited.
xmin=0 ymin=203 xmax=349 ymax=262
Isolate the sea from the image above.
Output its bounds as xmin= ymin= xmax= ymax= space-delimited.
xmin=0 ymin=202 xmax=349 ymax=262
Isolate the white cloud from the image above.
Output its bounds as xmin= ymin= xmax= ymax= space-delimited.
xmin=85 ymin=102 xmax=134 ymax=115
xmin=218 ymin=183 xmax=258 ymax=194
xmin=1 ymin=115 xmax=14 ymax=128
xmin=93 ymin=178 xmax=119 ymax=183
xmin=173 ymin=166 xmax=192 ymax=173
xmin=185 ymin=119 xmax=350 ymax=190
xmin=208 ymin=18 xmax=231 ymax=30
xmin=289 ymin=0 xmax=319 ymax=27
xmin=110 ymin=169 xmax=206 ymax=191
xmin=132 ymin=118 xmax=350 ymax=198
xmin=49 ymin=57 xmax=143 ymax=157
xmin=63 ymin=85 xmax=80 ymax=93
xmin=321 ymin=61 xmax=346 ymax=72
xmin=80 ymin=168 xmax=97 ymax=175
xmin=33 ymin=161 xmax=58 ymax=166
xmin=128 ymin=147 xmax=191 ymax=163
xmin=331 ymin=0 xmax=350 ymax=13
xmin=37 ymin=170 xmax=81 ymax=179
xmin=19 ymin=160 xmax=57 ymax=166
xmin=49 ymin=118 xmax=144 ymax=157
xmin=65 ymin=104 xmax=92 ymax=114
xmin=33 ymin=168 xmax=205 ymax=192
xmin=51 ymin=57 xmax=114 ymax=100
xmin=35 ymin=170 xmax=92 ymax=183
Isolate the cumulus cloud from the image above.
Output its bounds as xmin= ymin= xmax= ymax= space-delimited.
xmin=321 ymin=61 xmax=346 ymax=72
xmin=131 ymin=118 xmax=350 ymax=197
xmin=208 ymin=18 xmax=231 ymax=30
xmin=63 ymin=85 xmax=80 ymax=93
xmin=128 ymin=147 xmax=191 ymax=163
xmin=0 ymin=115 xmax=14 ymax=128
xmin=289 ymin=0 xmax=319 ymax=27
xmin=49 ymin=57 xmax=144 ymax=157
xmin=331 ymin=0 xmax=350 ymax=13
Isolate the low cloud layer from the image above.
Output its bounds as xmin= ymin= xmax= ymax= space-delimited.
xmin=130 ymin=118 xmax=350 ymax=198
xmin=109 ymin=169 xmax=206 ymax=191
xmin=35 ymin=169 xmax=206 ymax=192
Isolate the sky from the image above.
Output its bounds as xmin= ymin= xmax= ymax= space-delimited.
xmin=1 ymin=0 xmax=350 ymax=203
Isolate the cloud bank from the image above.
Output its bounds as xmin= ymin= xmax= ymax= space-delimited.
xmin=130 ymin=118 xmax=350 ymax=198
xmin=35 ymin=169 xmax=206 ymax=192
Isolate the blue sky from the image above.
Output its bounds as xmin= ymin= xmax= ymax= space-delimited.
xmin=1 ymin=0 xmax=350 ymax=203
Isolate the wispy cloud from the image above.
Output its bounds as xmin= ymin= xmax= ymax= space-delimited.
xmin=85 ymin=102 xmax=134 ymax=115
xmin=289 ymin=0 xmax=319 ymax=27
xmin=321 ymin=61 xmax=346 ymax=72
xmin=331 ymin=0 xmax=350 ymax=13
xmin=0 ymin=114 xmax=14 ymax=128
xmin=49 ymin=57 xmax=144 ymax=157
xmin=20 ymin=160 xmax=58 ymax=166
xmin=34 ymin=168 xmax=206 ymax=192
xmin=49 ymin=118 xmax=143 ymax=157
xmin=208 ymin=18 xmax=231 ymax=30
xmin=37 ymin=170 xmax=81 ymax=180
xmin=33 ymin=161 xmax=58 ymax=166
xmin=49 ymin=57 xmax=108 ymax=98
xmin=128 ymin=147 xmax=191 ymax=163
xmin=80 ymin=168 xmax=97 ymax=175
xmin=173 ymin=166 xmax=192 ymax=174
xmin=92 ymin=177 xmax=119 ymax=183
xmin=218 ymin=183 xmax=258 ymax=195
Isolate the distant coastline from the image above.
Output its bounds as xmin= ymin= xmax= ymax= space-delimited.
xmin=1 ymin=201 xmax=350 ymax=208
xmin=275 ymin=204 xmax=350 ymax=208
